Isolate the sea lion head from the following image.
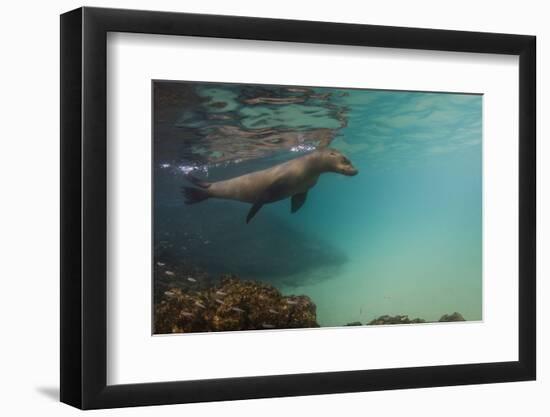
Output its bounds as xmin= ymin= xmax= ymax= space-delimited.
xmin=316 ymin=148 xmax=358 ymax=176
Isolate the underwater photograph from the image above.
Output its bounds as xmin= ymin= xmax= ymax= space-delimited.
xmin=152 ymin=80 xmax=482 ymax=334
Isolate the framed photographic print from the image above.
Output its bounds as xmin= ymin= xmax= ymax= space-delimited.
xmin=60 ymin=7 xmax=536 ymax=409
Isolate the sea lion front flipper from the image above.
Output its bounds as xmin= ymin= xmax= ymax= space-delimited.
xmin=291 ymin=192 xmax=308 ymax=213
xmin=246 ymin=201 xmax=264 ymax=224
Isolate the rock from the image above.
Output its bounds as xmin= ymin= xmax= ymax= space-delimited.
xmin=366 ymin=312 xmax=467 ymax=325
xmin=367 ymin=315 xmax=425 ymax=325
xmin=346 ymin=321 xmax=363 ymax=326
xmin=438 ymin=312 xmax=466 ymax=322
xmin=154 ymin=275 xmax=319 ymax=334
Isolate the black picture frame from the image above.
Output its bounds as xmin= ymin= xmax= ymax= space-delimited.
xmin=60 ymin=6 xmax=536 ymax=410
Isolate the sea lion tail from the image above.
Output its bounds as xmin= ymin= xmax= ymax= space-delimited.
xmin=181 ymin=187 xmax=210 ymax=204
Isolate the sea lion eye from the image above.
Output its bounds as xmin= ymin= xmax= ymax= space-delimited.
xmin=342 ymin=157 xmax=350 ymax=165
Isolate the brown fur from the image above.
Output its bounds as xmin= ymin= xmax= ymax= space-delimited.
xmin=182 ymin=148 xmax=357 ymax=222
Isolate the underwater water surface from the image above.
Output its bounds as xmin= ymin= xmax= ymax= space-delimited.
xmin=153 ymin=81 xmax=482 ymax=332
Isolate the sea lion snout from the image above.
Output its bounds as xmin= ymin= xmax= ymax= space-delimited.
xmin=339 ymin=163 xmax=358 ymax=176
xmin=343 ymin=166 xmax=358 ymax=176
xmin=321 ymin=148 xmax=358 ymax=177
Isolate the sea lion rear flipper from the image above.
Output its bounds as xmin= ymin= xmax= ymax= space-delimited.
xmin=246 ymin=201 xmax=264 ymax=224
xmin=181 ymin=187 xmax=209 ymax=204
xmin=186 ymin=173 xmax=211 ymax=189
xmin=291 ymin=192 xmax=308 ymax=213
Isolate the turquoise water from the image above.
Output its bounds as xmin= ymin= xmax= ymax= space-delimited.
xmin=154 ymin=81 xmax=482 ymax=327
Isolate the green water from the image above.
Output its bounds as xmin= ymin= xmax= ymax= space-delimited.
xmin=154 ymin=81 xmax=482 ymax=326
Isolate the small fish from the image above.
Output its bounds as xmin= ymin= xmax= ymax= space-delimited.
xmin=195 ymin=301 xmax=206 ymax=309
xmin=215 ymin=299 xmax=225 ymax=305
xmin=165 ymin=271 xmax=175 ymax=276
xmin=286 ymin=300 xmax=298 ymax=305
xmin=180 ymin=311 xmax=193 ymax=317
xmin=262 ymin=323 xmax=275 ymax=329
xmin=231 ymin=307 xmax=245 ymax=313
xmin=187 ymin=277 xmax=197 ymax=282
xmin=216 ymin=290 xmax=226 ymax=296
xmin=157 ymin=262 xmax=165 ymax=266
xmin=268 ymin=309 xmax=278 ymax=314
xmin=164 ymin=291 xmax=175 ymax=297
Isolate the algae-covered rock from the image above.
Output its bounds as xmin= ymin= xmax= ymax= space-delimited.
xmin=154 ymin=275 xmax=319 ymax=334
xmin=438 ymin=312 xmax=466 ymax=322
xmin=367 ymin=315 xmax=426 ymax=325
xmin=366 ymin=312 xmax=467 ymax=325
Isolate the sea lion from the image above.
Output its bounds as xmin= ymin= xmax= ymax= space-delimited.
xmin=182 ymin=148 xmax=358 ymax=223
